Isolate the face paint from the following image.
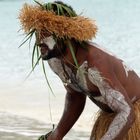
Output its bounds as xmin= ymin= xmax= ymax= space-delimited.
xmin=88 ymin=67 xmax=131 ymax=140
xmin=40 ymin=36 xmax=66 ymax=60
xmin=38 ymin=36 xmax=56 ymax=60
xmin=42 ymin=36 xmax=56 ymax=50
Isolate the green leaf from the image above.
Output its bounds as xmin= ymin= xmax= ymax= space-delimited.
xmin=47 ymin=3 xmax=52 ymax=11
xmin=41 ymin=59 xmax=55 ymax=96
xmin=62 ymin=5 xmax=76 ymax=17
xmin=59 ymin=5 xmax=64 ymax=15
xmin=67 ymin=40 xmax=79 ymax=69
xmin=18 ymin=35 xmax=31 ymax=48
xmin=31 ymin=42 xmax=37 ymax=69
xmin=25 ymin=55 xmax=42 ymax=81
xmin=36 ymin=44 xmax=40 ymax=60
xmin=55 ymin=4 xmax=60 ymax=15
xmin=28 ymin=32 xmax=34 ymax=50
xmin=34 ymin=0 xmax=44 ymax=8
xmin=19 ymin=29 xmax=35 ymax=48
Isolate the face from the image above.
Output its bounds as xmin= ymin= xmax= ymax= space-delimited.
xmin=36 ymin=31 xmax=56 ymax=60
xmin=39 ymin=36 xmax=57 ymax=59
xmin=36 ymin=31 xmax=66 ymax=60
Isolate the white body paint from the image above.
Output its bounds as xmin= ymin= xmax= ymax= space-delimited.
xmin=131 ymin=96 xmax=136 ymax=102
xmin=88 ymin=67 xmax=131 ymax=140
xmin=76 ymin=61 xmax=89 ymax=91
xmin=48 ymin=59 xmax=89 ymax=92
xmin=122 ymin=61 xmax=133 ymax=77
xmin=45 ymin=34 xmax=131 ymax=139
xmin=48 ymin=58 xmax=72 ymax=84
xmin=93 ymin=96 xmax=106 ymax=104
xmin=42 ymin=36 xmax=56 ymax=50
xmin=91 ymin=42 xmax=133 ymax=79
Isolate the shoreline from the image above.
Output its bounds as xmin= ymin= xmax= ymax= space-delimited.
xmin=0 ymin=111 xmax=90 ymax=140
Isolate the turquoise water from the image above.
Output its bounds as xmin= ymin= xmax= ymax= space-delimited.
xmin=0 ymin=0 xmax=140 ymax=139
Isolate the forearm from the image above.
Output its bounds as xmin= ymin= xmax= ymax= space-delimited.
xmin=101 ymin=99 xmax=135 ymax=140
xmin=101 ymin=107 xmax=135 ymax=140
xmin=50 ymin=91 xmax=86 ymax=139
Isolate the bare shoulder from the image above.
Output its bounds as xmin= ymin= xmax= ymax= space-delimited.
xmin=87 ymin=42 xmax=111 ymax=68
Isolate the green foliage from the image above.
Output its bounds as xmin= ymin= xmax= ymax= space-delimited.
xmin=67 ymin=40 xmax=79 ymax=69
xmin=34 ymin=0 xmax=44 ymax=8
xmin=19 ymin=29 xmax=54 ymax=94
xmin=18 ymin=29 xmax=35 ymax=48
xmin=34 ymin=0 xmax=77 ymax=17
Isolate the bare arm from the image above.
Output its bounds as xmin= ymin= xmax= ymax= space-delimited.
xmin=48 ymin=88 xmax=86 ymax=140
xmin=88 ymin=56 xmax=135 ymax=140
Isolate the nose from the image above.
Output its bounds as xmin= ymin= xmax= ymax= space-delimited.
xmin=38 ymin=43 xmax=48 ymax=48
xmin=38 ymin=43 xmax=49 ymax=56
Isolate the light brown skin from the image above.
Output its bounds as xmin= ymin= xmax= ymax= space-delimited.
xmin=37 ymin=33 xmax=140 ymax=140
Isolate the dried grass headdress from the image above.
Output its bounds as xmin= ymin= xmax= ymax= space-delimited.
xmin=19 ymin=1 xmax=97 ymax=41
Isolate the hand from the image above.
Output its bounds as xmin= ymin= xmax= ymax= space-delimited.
xmin=38 ymin=131 xmax=52 ymax=140
xmin=47 ymin=132 xmax=62 ymax=140
xmin=40 ymin=129 xmax=62 ymax=140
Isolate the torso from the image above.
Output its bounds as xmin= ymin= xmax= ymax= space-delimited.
xmin=48 ymin=42 xmax=140 ymax=112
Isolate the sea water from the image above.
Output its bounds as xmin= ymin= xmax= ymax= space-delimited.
xmin=0 ymin=0 xmax=140 ymax=139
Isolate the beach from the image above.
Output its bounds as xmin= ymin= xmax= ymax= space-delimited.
xmin=0 ymin=0 xmax=140 ymax=139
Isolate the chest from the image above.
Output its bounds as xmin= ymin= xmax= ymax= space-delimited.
xmin=48 ymin=58 xmax=100 ymax=93
xmin=48 ymin=58 xmax=113 ymax=110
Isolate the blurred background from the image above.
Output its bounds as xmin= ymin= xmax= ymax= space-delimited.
xmin=0 ymin=0 xmax=140 ymax=139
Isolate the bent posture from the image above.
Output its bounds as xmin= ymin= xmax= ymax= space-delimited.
xmin=19 ymin=1 xmax=140 ymax=140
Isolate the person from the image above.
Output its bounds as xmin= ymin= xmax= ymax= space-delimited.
xmin=19 ymin=1 xmax=140 ymax=140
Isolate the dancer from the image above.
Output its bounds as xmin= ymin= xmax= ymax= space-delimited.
xmin=19 ymin=1 xmax=140 ymax=140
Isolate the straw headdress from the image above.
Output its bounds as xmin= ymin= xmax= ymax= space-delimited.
xmin=19 ymin=1 xmax=97 ymax=41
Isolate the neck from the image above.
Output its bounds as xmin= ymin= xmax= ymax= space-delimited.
xmin=61 ymin=40 xmax=88 ymax=67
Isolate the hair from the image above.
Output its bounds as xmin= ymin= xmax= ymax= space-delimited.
xmin=53 ymin=1 xmax=77 ymax=17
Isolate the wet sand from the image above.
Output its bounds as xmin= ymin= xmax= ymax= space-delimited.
xmin=0 ymin=112 xmax=90 ymax=140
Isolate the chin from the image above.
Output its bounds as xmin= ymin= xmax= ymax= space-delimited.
xmin=42 ymin=47 xmax=66 ymax=60
xmin=41 ymin=54 xmax=51 ymax=60
xmin=41 ymin=51 xmax=58 ymax=60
